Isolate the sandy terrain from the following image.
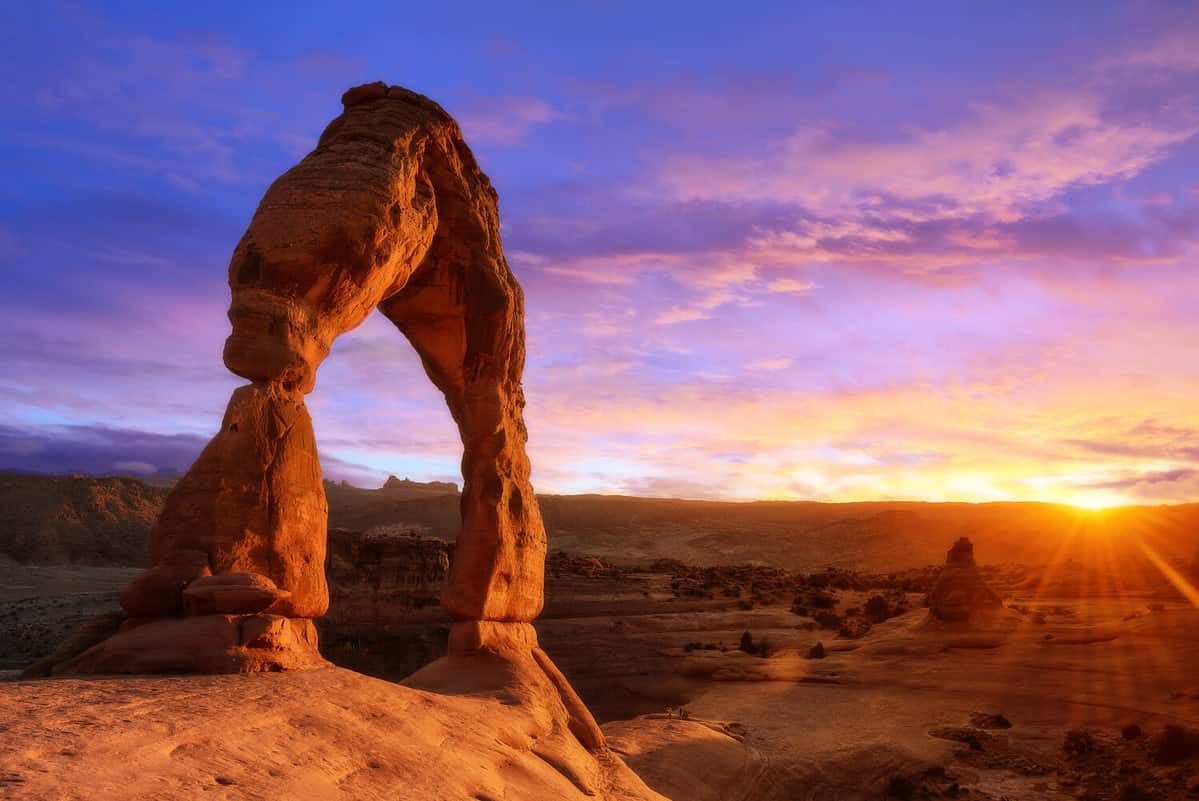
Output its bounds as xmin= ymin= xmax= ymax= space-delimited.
xmin=0 ymin=559 xmax=137 ymax=670
xmin=596 ymin=597 xmax=1199 ymax=800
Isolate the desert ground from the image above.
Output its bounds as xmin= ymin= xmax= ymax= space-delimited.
xmin=3 ymin=473 xmax=1199 ymax=800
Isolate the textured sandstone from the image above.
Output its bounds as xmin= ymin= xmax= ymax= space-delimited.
xmin=0 ymin=669 xmax=666 ymax=801
xmin=57 ymin=614 xmax=325 ymax=674
xmin=218 ymin=80 xmax=545 ymax=622
xmin=183 ymin=572 xmax=291 ymax=615
xmin=409 ymin=622 xmax=607 ymax=753
xmin=62 ymin=82 xmax=548 ymax=674
xmin=145 ymin=383 xmax=327 ymax=619
xmin=927 ymin=537 xmax=1003 ymax=622
xmin=119 ymin=548 xmax=211 ymax=617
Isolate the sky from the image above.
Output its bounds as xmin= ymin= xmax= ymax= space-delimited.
xmin=1 ymin=2 xmax=1197 ymax=506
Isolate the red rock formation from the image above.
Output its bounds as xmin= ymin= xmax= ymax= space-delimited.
xmin=47 ymin=85 xmax=557 ymax=703
xmin=927 ymin=537 xmax=1002 ymax=622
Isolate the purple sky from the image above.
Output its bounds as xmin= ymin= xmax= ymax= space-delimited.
xmin=2 ymin=2 xmax=1198 ymax=505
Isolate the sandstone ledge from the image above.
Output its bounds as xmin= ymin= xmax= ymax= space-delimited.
xmin=0 ymin=667 xmax=667 ymax=801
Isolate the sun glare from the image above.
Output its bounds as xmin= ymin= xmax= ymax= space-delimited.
xmin=1062 ymin=491 xmax=1131 ymax=511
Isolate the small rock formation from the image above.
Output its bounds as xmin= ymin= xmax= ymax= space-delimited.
xmin=39 ymin=81 xmax=606 ymax=753
xmin=927 ymin=537 xmax=1002 ymax=622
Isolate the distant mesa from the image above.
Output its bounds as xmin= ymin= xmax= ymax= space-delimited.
xmin=381 ymin=474 xmax=459 ymax=495
xmin=927 ymin=537 xmax=1002 ymax=622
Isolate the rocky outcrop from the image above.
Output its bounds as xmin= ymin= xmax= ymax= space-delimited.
xmin=927 ymin=537 xmax=1002 ymax=622
xmin=143 ymin=383 xmax=329 ymax=619
xmin=40 ymin=86 xmax=574 ymax=758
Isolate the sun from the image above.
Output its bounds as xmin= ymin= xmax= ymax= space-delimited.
xmin=1063 ymin=491 xmax=1129 ymax=511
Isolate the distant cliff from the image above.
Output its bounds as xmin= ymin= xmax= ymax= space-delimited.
xmin=0 ymin=472 xmax=167 ymax=565
xmin=319 ymin=527 xmax=453 ymax=678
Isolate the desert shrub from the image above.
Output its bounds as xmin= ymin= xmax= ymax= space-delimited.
xmin=755 ymin=638 xmax=774 ymax=657
xmin=684 ymin=642 xmax=702 ymax=652
xmin=865 ymin=594 xmax=892 ymax=622
xmin=1063 ymin=729 xmax=1096 ymax=757
xmin=838 ymin=619 xmax=871 ymax=639
xmin=1151 ymin=724 xmax=1199 ymax=764
xmin=678 ymin=706 xmax=691 ymax=720
xmin=1118 ymin=782 xmax=1158 ymax=801
xmin=813 ymin=611 xmax=841 ymax=630
xmin=845 ymin=606 xmax=861 ymax=616
xmin=737 ymin=598 xmax=754 ymax=610
xmin=806 ymin=590 xmax=838 ymax=609
xmin=739 ymin=630 xmax=755 ymax=653
xmin=885 ymin=774 xmax=917 ymax=800
xmin=790 ymin=604 xmax=808 ymax=617
xmin=1122 ymin=723 xmax=1144 ymax=740
xmin=831 ymin=575 xmax=854 ymax=590
xmin=807 ymin=641 xmax=826 ymax=659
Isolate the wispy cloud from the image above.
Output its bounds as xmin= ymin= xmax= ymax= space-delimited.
xmin=455 ymin=94 xmax=561 ymax=146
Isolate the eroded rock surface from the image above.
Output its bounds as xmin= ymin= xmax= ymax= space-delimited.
xmin=0 ymin=668 xmax=664 ymax=801
xmin=43 ymin=82 xmax=548 ymax=680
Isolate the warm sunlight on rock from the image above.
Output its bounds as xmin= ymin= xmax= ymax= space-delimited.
xmin=4 ymin=5 xmax=1199 ymax=801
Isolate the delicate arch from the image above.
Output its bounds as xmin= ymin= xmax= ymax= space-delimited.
xmin=117 ymin=82 xmax=547 ymax=641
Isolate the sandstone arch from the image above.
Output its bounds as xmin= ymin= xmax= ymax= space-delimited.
xmin=51 ymin=83 xmax=552 ymax=674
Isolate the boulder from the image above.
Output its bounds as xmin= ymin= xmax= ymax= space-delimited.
xmin=183 ymin=572 xmax=291 ymax=615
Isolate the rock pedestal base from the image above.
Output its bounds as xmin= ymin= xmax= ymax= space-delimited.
xmin=927 ymin=537 xmax=1003 ymax=622
xmin=55 ymin=614 xmax=327 ymax=675
xmin=408 ymin=621 xmax=607 ymax=753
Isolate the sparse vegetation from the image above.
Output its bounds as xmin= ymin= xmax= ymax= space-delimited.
xmin=864 ymin=594 xmax=892 ymax=622
xmin=813 ymin=611 xmax=841 ymax=630
xmin=1150 ymin=724 xmax=1199 ymax=764
xmin=1064 ymin=729 xmax=1096 ymax=757
xmin=737 ymin=630 xmax=772 ymax=657
xmin=1118 ymin=782 xmax=1158 ymax=801
xmin=885 ymin=774 xmax=917 ymax=800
